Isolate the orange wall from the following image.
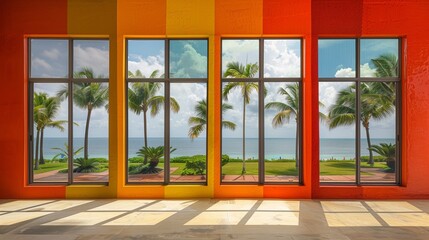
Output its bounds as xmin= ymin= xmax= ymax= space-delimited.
xmin=1 ymin=0 xmax=429 ymax=199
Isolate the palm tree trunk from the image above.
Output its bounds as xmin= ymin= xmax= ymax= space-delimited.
xmin=34 ymin=129 xmax=40 ymax=170
xmin=242 ymin=98 xmax=246 ymax=174
xmin=84 ymin=107 xmax=92 ymax=160
xmin=295 ymin=119 xmax=299 ymax=168
xmin=363 ymin=122 xmax=374 ymax=166
xmin=39 ymin=128 xmax=45 ymax=165
xmin=143 ymin=110 xmax=148 ymax=165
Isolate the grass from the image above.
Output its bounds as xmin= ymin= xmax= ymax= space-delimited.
xmin=34 ymin=162 xmax=68 ymax=174
xmin=128 ymin=159 xmax=391 ymax=176
xmin=34 ymin=159 xmax=109 ymax=174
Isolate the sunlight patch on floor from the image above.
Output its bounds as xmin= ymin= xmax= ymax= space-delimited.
xmin=141 ymin=200 xmax=196 ymax=211
xmin=207 ymin=200 xmax=257 ymax=211
xmin=378 ymin=213 xmax=429 ymax=227
xmin=325 ymin=213 xmax=381 ymax=227
xmin=104 ymin=212 xmax=176 ymax=225
xmin=185 ymin=211 xmax=247 ymax=225
xmin=321 ymin=201 xmax=367 ymax=212
xmin=0 ymin=201 xmax=54 ymax=211
xmin=366 ymin=201 xmax=423 ymax=213
xmin=43 ymin=212 xmax=125 ymax=226
xmin=0 ymin=212 xmax=53 ymax=225
xmin=24 ymin=200 xmax=92 ymax=212
xmin=89 ymin=200 xmax=154 ymax=211
xmin=246 ymin=212 xmax=299 ymax=225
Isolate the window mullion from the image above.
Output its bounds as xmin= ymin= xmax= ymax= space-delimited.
xmin=164 ymin=40 xmax=170 ymax=185
xmin=68 ymin=39 xmax=74 ymax=185
xmin=258 ymin=39 xmax=265 ymax=185
xmin=356 ymin=39 xmax=361 ymax=185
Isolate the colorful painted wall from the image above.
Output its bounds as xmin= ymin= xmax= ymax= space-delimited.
xmin=0 ymin=0 xmax=428 ymax=199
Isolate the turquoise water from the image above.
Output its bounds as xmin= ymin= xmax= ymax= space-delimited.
xmin=39 ymin=137 xmax=395 ymax=160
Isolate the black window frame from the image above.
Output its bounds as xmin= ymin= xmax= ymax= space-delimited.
xmin=28 ymin=37 xmax=110 ymax=185
xmin=125 ymin=38 xmax=209 ymax=185
xmin=318 ymin=37 xmax=402 ymax=186
xmin=220 ymin=37 xmax=304 ymax=185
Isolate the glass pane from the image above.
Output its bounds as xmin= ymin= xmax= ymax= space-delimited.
xmin=222 ymin=81 xmax=259 ymax=182
xmin=170 ymin=40 xmax=208 ymax=78
xmin=71 ymin=83 xmax=109 ymax=183
xmin=360 ymin=82 xmax=397 ymax=183
xmin=127 ymin=82 xmax=165 ymax=183
xmin=318 ymin=39 xmax=356 ymax=78
xmin=264 ymin=40 xmax=301 ymax=78
xmin=170 ymin=83 xmax=207 ymax=182
xmin=73 ymin=40 xmax=109 ymax=78
xmin=319 ymin=82 xmax=356 ymax=183
xmin=222 ymin=39 xmax=259 ymax=78
xmin=127 ymin=40 xmax=165 ymax=78
xmin=264 ymin=82 xmax=299 ymax=182
xmin=32 ymin=83 xmax=69 ymax=182
xmin=30 ymin=39 xmax=68 ymax=78
xmin=360 ymin=39 xmax=399 ymax=78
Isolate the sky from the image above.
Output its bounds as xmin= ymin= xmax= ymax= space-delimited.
xmin=31 ymin=38 xmax=397 ymax=141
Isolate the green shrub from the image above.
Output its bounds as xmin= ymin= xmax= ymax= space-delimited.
xmin=73 ymin=158 xmax=99 ymax=173
xmin=181 ymin=158 xmax=206 ymax=176
xmin=128 ymin=156 xmax=144 ymax=163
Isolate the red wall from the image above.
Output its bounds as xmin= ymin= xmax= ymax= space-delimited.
xmin=312 ymin=0 xmax=429 ymax=198
xmin=0 ymin=0 xmax=67 ymax=198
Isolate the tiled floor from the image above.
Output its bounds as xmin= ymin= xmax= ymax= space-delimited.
xmin=0 ymin=199 xmax=429 ymax=239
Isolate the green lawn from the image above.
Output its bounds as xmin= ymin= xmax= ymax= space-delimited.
xmin=34 ymin=160 xmax=109 ymax=174
xmin=34 ymin=162 xmax=68 ymax=174
xmin=128 ymin=160 xmax=391 ymax=176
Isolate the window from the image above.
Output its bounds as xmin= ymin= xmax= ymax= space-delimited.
xmin=318 ymin=38 xmax=400 ymax=184
xmin=221 ymin=39 xmax=302 ymax=184
xmin=29 ymin=38 xmax=109 ymax=184
xmin=126 ymin=39 xmax=208 ymax=184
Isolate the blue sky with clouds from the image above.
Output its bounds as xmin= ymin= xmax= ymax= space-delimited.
xmin=31 ymin=38 xmax=397 ymax=141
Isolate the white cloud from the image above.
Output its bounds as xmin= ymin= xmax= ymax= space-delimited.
xmin=360 ymin=63 xmax=376 ymax=77
xmin=42 ymin=48 xmax=60 ymax=60
xmin=334 ymin=67 xmax=355 ymax=78
xmin=222 ymin=40 xmax=259 ymax=76
xmin=171 ymin=44 xmax=207 ymax=78
xmin=74 ymin=46 xmax=109 ymax=78
xmin=32 ymin=58 xmax=53 ymax=71
xmin=264 ymin=40 xmax=301 ymax=77
xmin=128 ymin=54 xmax=164 ymax=78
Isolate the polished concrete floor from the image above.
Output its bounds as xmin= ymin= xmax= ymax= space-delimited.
xmin=0 ymin=199 xmax=429 ymax=239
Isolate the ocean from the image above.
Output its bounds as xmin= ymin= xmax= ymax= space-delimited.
xmin=39 ymin=137 xmax=395 ymax=160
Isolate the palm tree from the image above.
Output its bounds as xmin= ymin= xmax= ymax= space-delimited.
xmin=265 ymin=83 xmax=326 ymax=166
xmin=370 ymin=53 xmax=398 ymax=105
xmin=52 ymin=143 xmax=83 ymax=162
xmin=328 ymin=83 xmax=394 ymax=166
xmin=33 ymin=93 xmax=66 ymax=168
xmin=57 ymin=67 xmax=109 ymax=160
xmin=369 ymin=143 xmax=396 ymax=170
xmin=222 ymin=62 xmax=259 ymax=174
xmin=128 ymin=70 xmax=180 ymax=164
xmin=188 ymin=99 xmax=236 ymax=139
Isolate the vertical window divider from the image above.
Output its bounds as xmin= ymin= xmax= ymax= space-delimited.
xmin=258 ymin=39 xmax=265 ymax=184
xmin=164 ymin=40 xmax=170 ymax=185
xmin=396 ymin=38 xmax=402 ymax=185
xmin=298 ymin=38 xmax=304 ymax=184
xmin=68 ymin=39 xmax=74 ymax=185
xmin=28 ymin=38 xmax=34 ymax=184
xmin=355 ymin=38 xmax=361 ymax=185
